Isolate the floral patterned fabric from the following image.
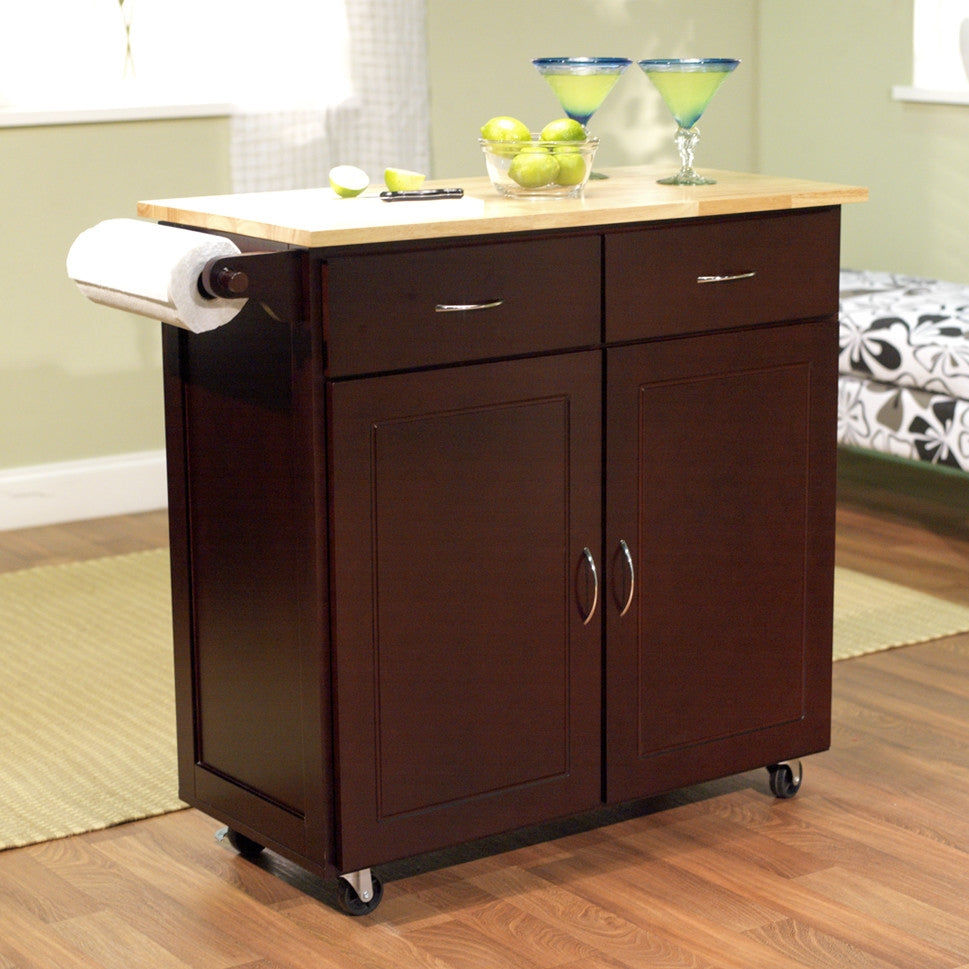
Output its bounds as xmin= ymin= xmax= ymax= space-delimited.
xmin=838 ymin=270 xmax=969 ymax=472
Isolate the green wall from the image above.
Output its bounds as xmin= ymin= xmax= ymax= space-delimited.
xmin=3 ymin=0 xmax=967 ymax=493
xmin=1 ymin=117 xmax=230 ymax=469
xmin=759 ymin=0 xmax=969 ymax=282
xmin=426 ymin=0 xmax=759 ymax=178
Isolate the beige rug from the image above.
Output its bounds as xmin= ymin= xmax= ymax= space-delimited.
xmin=832 ymin=565 xmax=969 ymax=660
xmin=1 ymin=549 xmax=184 ymax=851
xmin=3 ymin=551 xmax=969 ymax=850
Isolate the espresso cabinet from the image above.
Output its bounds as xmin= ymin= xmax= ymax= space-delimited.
xmin=327 ymin=352 xmax=603 ymax=871
xmin=604 ymin=321 xmax=835 ymax=803
xmin=159 ymin=189 xmax=846 ymax=914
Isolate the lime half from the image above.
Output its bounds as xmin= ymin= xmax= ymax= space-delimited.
xmin=384 ymin=167 xmax=427 ymax=191
xmin=329 ymin=165 xmax=369 ymax=198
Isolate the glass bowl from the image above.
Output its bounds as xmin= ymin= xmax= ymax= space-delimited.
xmin=479 ymin=136 xmax=599 ymax=199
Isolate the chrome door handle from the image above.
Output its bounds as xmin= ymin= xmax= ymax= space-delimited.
xmin=580 ymin=547 xmax=599 ymax=625
xmin=434 ymin=299 xmax=505 ymax=312
xmin=618 ymin=539 xmax=635 ymax=617
xmin=696 ymin=271 xmax=756 ymax=284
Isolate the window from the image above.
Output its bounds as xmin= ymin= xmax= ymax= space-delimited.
xmin=0 ymin=0 xmax=431 ymax=194
xmin=0 ymin=0 xmax=352 ymax=112
xmin=895 ymin=0 xmax=969 ymax=102
xmin=913 ymin=0 xmax=969 ymax=90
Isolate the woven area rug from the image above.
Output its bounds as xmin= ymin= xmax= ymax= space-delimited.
xmin=832 ymin=565 xmax=969 ymax=660
xmin=3 ymin=551 xmax=969 ymax=850
xmin=1 ymin=549 xmax=184 ymax=851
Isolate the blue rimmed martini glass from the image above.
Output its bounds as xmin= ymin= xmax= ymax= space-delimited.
xmin=532 ymin=57 xmax=631 ymax=179
xmin=532 ymin=57 xmax=632 ymax=131
xmin=638 ymin=58 xmax=739 ymax=185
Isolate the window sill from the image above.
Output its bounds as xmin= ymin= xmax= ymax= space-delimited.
xmin=892 ymin=85 xmax=969 ymax=106
xmin=0 ymin=93 xmax=232 ymax=128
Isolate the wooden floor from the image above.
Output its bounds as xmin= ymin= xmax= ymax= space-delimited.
xmin=2 ymin=473 xmax=969 ymax=969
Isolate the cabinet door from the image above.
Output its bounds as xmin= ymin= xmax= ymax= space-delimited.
xmin=329 ymin=352 xmax=602 ymax=871
xmin=604 ymin=321 xmax=836 ymax=803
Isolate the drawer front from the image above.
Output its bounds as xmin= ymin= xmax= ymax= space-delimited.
xmin=324 ymin=235 xmax=600 ymax=376
xmin=605 ymin=207 xmax=841 ymax=341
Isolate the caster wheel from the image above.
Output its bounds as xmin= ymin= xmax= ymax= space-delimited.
xmin=338 ymin=874 xmax=384 ymax=916
xmin=225 ymin=828 xmax=265 ymax=859
xmin=767 ymin=761 xmax=802 ymax=799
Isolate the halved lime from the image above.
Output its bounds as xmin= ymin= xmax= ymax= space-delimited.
xmin=329 ymin=165 xmax=369 ymax=198
xmin=384 ymin=167 xmax=427 ymax=191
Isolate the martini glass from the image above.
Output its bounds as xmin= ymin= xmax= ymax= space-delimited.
xmin=532 ymin=57 xmax=631 ymax=180
xmin=638 ymin=58 xmax=739 ymax=185
xmin=532 ymin=57 xmax=632 ymax=130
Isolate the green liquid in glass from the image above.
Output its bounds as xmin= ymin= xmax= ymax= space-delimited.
xmin=543 ymin=72 xmax=623 ymax=126
xmin=647 ymin=70 xmax=730 ymax=128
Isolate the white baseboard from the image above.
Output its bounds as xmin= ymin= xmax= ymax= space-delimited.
xmin=0 ymin=450 xmax=168 ymax=531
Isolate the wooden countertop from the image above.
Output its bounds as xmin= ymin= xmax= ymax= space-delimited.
xmin=138 ymin=167 xmax=868 ymax=249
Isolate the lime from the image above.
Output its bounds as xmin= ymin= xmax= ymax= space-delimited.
xmin=540 ymin=117 xmax=586 ymax=142
xmin=508 ymin=149 xmax=560 ymax=188
xmin=553 ymin=150 xmax=588 ymax=186
xmin=384 ymin=167 xmax=426 ymax=191
xmin=480 ymin=116 xmax=531 ymax=142
xmin=329 ymin=165 xmax=369 ymax=198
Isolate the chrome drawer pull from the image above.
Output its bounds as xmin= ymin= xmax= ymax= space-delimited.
xmin=696 ymin=271 xmax=756 ymax=284
xmin=434 ymin=299 xmax=505 ymax=312
xmin=580 ymin=547 xmax=599 ymax=625
xmin=618 ymin=539 xmax=635 ymax=617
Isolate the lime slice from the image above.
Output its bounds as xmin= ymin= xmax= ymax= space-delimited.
xmin=384 ymin=167 xmax=427 ymax=192
xmin=329 ymin=165 xmax=369 ymax=198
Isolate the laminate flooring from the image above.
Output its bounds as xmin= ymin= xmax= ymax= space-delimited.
xmin=2 ymin=484 xmax=969 ymax=969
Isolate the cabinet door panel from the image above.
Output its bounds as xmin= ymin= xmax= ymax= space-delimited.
xmin=329 ymin=352 xmax=601 ymax=870
xmin=605 ymin=321 xmax=836 ymax=802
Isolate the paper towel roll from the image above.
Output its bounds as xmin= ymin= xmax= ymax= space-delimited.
xmin=67 ymin=219 xmax=247 ymax=333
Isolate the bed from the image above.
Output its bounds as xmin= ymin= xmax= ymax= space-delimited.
xmin=838 ymin=269 xmax=969 ymax=473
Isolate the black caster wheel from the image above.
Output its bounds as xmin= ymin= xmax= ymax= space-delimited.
xmin=224 ymin=827 xmax=265 ymax=860
xmin=767 ymin=761 xmax=802 ymax=799
xmin=338 ymin=874 xmax=384 ymax=916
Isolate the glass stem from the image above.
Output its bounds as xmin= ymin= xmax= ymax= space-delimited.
xmin=120 ymin=0 xmax=135 ymax=78
xmin=675 ymin=125 xmax=700 ymax=178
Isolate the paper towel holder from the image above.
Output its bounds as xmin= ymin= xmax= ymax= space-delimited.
xmin=198 ymin=249 xmax=305 ymax=322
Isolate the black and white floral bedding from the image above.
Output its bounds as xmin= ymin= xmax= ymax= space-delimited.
xmin=838 ymin=269 xmax=969 ymax=472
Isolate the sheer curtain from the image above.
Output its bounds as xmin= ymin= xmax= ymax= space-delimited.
xmin=230 ymin=0 xmax=431 ymax=192
xmin=0 ymin=0 xmax=430 ymax=195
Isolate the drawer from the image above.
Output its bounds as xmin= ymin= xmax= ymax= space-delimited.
xmin=605 ymin=208 xmax=841 ymax=341
xmin=324 ymin=235 xmax=600 ymax=376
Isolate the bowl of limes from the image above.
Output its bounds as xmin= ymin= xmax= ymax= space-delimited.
xmin=479 ymin=116 xmax=598 ymax=199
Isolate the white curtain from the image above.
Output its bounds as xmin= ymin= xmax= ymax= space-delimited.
xmin=230 ymin=0 xmax=431 ymax=193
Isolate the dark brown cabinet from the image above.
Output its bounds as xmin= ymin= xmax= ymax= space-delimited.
xmin=604 ymin=321 xmax=835 ymax=803
xmin=328 ymin=352 xmax=602 ymax=871
xmin=162 ymin=205 xmax=841 ymax=914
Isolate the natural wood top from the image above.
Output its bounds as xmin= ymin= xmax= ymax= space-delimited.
xmin=138 ymin=167 xmax=867 ymax=248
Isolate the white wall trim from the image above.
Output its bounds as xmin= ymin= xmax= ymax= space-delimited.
xmin=892 ymin=84 xmax=969 ymax=105
xmin=0 ymin=101 xmax=231 ymax=129
xmin=0 ymin=450 xmax=168 ymax=531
